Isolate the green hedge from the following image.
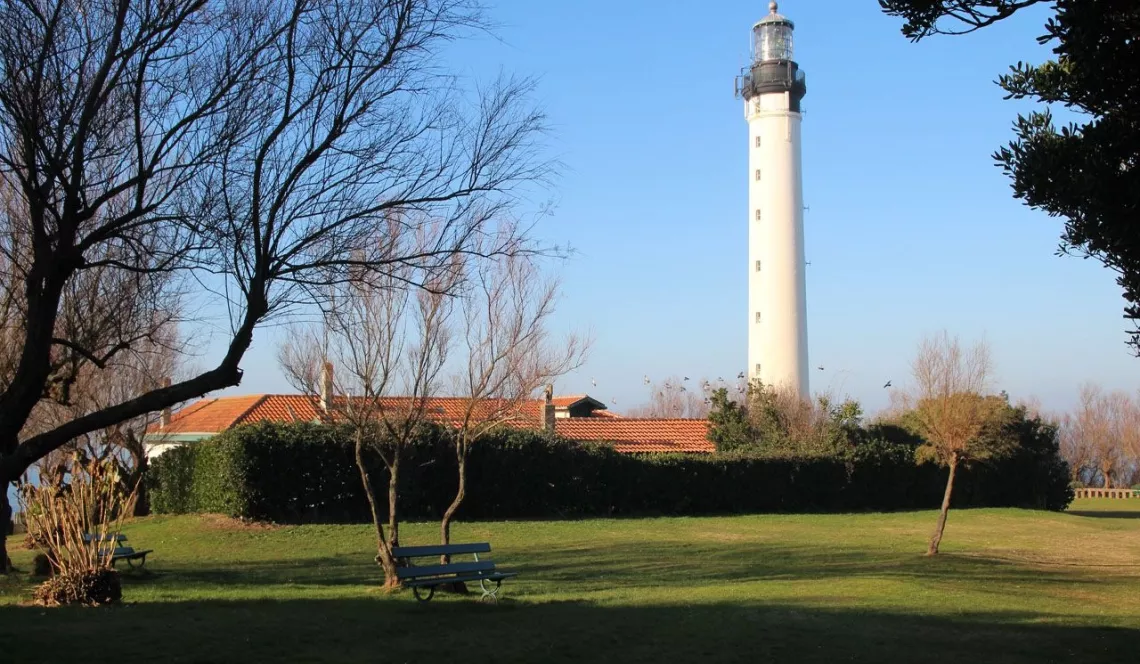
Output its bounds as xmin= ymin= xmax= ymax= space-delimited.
xmin=148 ymin=421 xmax=1072 ymax=523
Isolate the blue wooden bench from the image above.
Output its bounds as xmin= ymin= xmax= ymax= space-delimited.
xmin=391 ymin=542 xmax=517 ymax=603
xmin=83 ymin=533 xmax=153 ymax=569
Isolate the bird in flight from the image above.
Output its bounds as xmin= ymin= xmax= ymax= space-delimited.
xmin=883 ymin=380 xmax=892 ymax=389
xmin=591 ymin=377 xmax=597 ymax=387
xmin=817 ymin=365 xmax=824 ymax=371
xmin=737 ymin=372 xmax=745 ymax=379
xmin=643 ymin=375 xmax=650 ymax=385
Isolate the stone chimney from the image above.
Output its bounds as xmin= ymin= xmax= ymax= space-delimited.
xmin=159 ymin=377 xmax=172 ymax=429
xmin=320 ymin=362 xmax=334 ymax=413
xmin=542 ymin=383 xmax=555 ymax=433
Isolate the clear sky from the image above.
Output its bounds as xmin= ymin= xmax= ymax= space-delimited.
xmin=208 ymin=0 xmax=1137 ymax=417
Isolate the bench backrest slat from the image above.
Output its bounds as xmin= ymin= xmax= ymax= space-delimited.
xmin=83 ymin=534 xmax=126 ymax=543
xmin=396 ymin=560 xmax=495 ymax=580
xmin=392 ymin=543 xmax=491 ymax=559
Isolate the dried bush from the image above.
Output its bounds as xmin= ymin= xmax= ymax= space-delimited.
xmin=32 ymin=569 xmax=121 ymax=607
xmin=23 ymin=530 xmax=45 ymax=550
xmin=19 ymin=455 xmax=136 ymax=606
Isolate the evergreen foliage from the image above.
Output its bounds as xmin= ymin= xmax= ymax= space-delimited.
xmin=880 ymin=0 xmax=1140 ymax=352
xmin=148 ymin=415 xmax=1072 ymax=523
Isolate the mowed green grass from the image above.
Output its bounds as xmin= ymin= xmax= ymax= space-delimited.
xmin=1 ymin=499 xmax=1138 ymax=663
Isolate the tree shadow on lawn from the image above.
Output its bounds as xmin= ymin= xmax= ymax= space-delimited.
xmin=0 ymin=597 xmax=1133 ymax=664
xmin=120 ymin=542 xmax=1105 ymax=597
xmin=140 ymin=554 xmax=378 ymax=590
xmin=509 ymin=541 xmax=1113 ymax=589
xmin=1067 ymin=509 xmax=1140 ymax=520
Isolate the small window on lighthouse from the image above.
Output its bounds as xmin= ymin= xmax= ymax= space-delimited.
xmin=755 ymin=260 xmax=762 ymax=272
xmin=755 ymin=169 xmax=762 ymax=181
xmin=755 ymin=209 xmax=762 ymax=221
xmin=755 ymin=363 xmax=762 ymax=374
xmin=755 ymin=136 xmax=762 ymax=147
xmin=755 ymin=312 xmax=762 ymax=323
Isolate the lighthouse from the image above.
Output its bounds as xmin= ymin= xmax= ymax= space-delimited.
xmin=736 ymin=2 xmax=809 ymax=399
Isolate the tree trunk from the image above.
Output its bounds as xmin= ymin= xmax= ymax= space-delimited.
xmin=387 ymin=456 xmax=399 ymax=550
xmin=132 ymin=454 xmax=150 ymax=517
xmin=437 ymin=442 xmax=469 ymax=594
xmin=439 ymin=443 xmax=467 ymax=557
xmin=354 ymin=434 xmax=398 ymax=588
xmin=927 ymin=455 xmax=958 ymax=556
xmin=1102 ymin=471 xmax=1112 ymax=489
xmin=0 ymin=484 xmax=11 ymax=573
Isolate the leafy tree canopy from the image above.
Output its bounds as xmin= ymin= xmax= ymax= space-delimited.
xmin=880 ymin=0 xmax=1140 ymax=351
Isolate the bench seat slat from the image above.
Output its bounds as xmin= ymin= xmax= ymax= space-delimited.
xmin=396 ymin=560 xmax=495 ymax=580
xmin=402 ymin=570 xmax=518 ymax=588
xmin=392 ymin=543 xmax=491 ymax=559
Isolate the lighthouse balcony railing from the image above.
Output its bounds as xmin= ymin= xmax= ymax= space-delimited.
xmin=735 ymin=63 xmax=806 ymax=99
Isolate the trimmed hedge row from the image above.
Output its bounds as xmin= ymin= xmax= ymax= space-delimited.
xmin=148 ymin=421 xmax=1072 ymax=523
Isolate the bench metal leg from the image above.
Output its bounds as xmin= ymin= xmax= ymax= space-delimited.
xmin=127 ymin=555 xmax=146 ymax=569
xmin=478 ymin=578 xmax=502 ymax=603
xmin=412 ymin=585 xmax=436 ymax=603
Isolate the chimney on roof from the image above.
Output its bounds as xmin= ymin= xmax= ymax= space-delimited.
xmin=320 ymin=362 xmax=334 ymax=413
xmin=542 ymin=383 xmax=555 ymax=434
xmin=159 ymin=377 xmax=172 ymax=429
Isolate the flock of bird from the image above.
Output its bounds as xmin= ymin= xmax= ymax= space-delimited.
xmin=587 ymin=368 xmax=894 ymax=407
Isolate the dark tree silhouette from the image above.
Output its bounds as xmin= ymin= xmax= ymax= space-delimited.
xmin=880 ymin=0 xmax=1140 ymax=352
xmin=0 ymin=0 xmax=549 ymax=572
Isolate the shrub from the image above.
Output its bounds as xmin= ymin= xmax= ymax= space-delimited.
xmin=147 ymin=445 xmax=197 ymax=514
xmin=150 ymin=418 xmax=1073 ymax=524
xmin=19 ymin=455 xmax=136 ymax=606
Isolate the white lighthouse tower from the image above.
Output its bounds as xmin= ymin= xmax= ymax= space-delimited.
xmin=736 ymin=2 xmax=809 ymax=399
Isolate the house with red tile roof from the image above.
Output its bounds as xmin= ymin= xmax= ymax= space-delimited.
xmin=146 ymin=389 xmax=714 ymax=456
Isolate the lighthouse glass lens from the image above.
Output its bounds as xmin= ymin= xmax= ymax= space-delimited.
xmin=754 ymin=24 xmax=793 ymax=62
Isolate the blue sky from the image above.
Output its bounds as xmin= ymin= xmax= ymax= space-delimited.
xmin=210 ymin=0 xmax=1136 ymax=416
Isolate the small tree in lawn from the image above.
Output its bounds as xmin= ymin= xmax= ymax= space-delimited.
xmin=440 ymin=251 xmax=587 ymax=555
xmin=902 ymin=331 xmax=1010 ymax=556
xmin=280 ymin=247 xmax=454 ymax=589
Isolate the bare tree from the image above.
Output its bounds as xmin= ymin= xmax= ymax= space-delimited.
xmin=28 ymin=324 xmax=185 ymax=517
xmin=900 ymin=332 xmax=1009 ymax=556
xmin=1057 ymin=412 xmax=1096 ymax=485
xmin=0 ymin=0 xmax=548 ymax=572
xmin=1062 ymin=384 xmax=1140 ymax=489
xmin=626 ymin=376 xmax=710 ymax=419
xmin=279 ymin=253 xmax=454 ymax=589
xmin=440 ymin=250 xmax=587 ymax=554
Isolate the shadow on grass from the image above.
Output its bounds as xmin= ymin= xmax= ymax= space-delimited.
xmin=110 ymin=537 xmax=1115 ymax=596
xmin=0 ymin=597 xmax=1134 ymax=663
xmin=1067 ymin=510 xmax=1140 ymax=520
xmin=107 ymin=545 xmax=1099 ymax=598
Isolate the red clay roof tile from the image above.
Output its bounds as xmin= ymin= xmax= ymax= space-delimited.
xmin=154 ymin=394 xmax=710 ymax=453
xmin=553 ymin=419 xmax=714 ymax=454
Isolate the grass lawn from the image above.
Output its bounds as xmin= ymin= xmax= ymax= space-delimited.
xmin=1 ymin=499 xmax=1138 ymax=663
